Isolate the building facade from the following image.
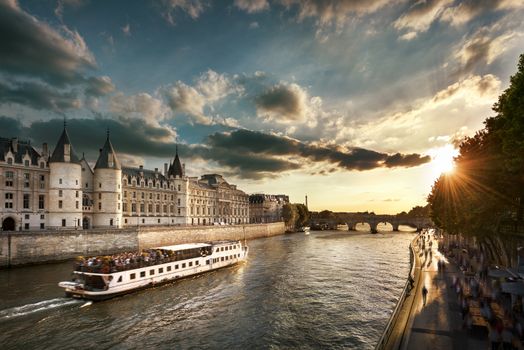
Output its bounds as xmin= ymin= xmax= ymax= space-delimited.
xmin=249 ymin=194 xmax=289 ymax=223
xmin=0 ymin=127 xmax=249 ymax=231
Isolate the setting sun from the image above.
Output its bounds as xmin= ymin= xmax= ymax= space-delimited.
xmin=429 ymin=144 xmax=459 ymax=176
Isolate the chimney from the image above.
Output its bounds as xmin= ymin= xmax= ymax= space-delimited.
xmin=99 ymin=148 xmax=102 ymax=154
xmin=154 ymin=168 xmax=158 ymax=173
xmin=11 ymin=138 xmax=18 ymax=153
xmin=139 ymin=165 xmax=143 ymax=170
xmin=42 ymin=143 xmax=48 ymax=157
xmin=182 ymin=163 xmax=186 ymax=175
xmin=164 ymin=163 xmax=168 ymax=175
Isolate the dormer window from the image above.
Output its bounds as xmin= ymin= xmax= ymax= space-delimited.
xmin=7 ymin=158 xmax=12 ymax=164
xmin=40 ymin=162 xmax=44 ymax=168
xmin=24 ymin=160 xmax=29 ymax=167
xmin=64 ymin=144 xmax=70 ymax=162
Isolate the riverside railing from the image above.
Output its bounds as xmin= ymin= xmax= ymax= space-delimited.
xmin=374 ymin=234 xmax=419 ymax=350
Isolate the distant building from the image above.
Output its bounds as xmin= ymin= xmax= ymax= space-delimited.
xmin=249 ymin=194 xmax=289 ymax=223
xmin=0 ymin=127 xmax=249 ymax=231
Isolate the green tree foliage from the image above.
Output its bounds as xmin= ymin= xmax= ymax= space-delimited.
xmin=428 ymin=54 xmax=524 ymax=236
xmin=295 ymin=204 xmax=311 ymax=227
xmin=282 ymin=203 xmax=298 ymax=228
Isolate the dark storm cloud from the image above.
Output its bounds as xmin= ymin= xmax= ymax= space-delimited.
xmin=207 ymin=129 xmax=430 ymax=171
xmin=0 ymin=118 xmax=430 ymax=179
xmin=0 ymin=80 xmax=81 ymax=111
xmin=0 ymin=0 xmax=95 ymax=87
xmin=255 ymin=83 xmax=306 ymax=121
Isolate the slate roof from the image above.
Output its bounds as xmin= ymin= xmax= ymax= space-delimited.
xmin=0 ymin=137 xmax=41 ymax=165
xmin=168 ymin=146 xmax=183 ymax=177
xmin=49 ymin=127 xmax=80 ymax=163
xmin=94 ymin=136 xmax=121 ymax=170
xmin=122 ymin=167 xmax=167 ymax=182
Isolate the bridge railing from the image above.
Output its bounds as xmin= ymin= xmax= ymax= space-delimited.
xmin=374 ymin=233 xmax=419 ymax=350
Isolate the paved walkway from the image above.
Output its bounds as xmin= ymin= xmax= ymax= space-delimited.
xmin=402 ymin=238 xmax=488 ymax=350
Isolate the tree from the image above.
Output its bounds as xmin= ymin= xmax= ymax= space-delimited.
xmin=427 ymin=53 xmax=524 ymax=236
xmin=295 ymin=204 xmax=310 ymax=228
xmin=282 ymin=203 xmax=298 ymax=229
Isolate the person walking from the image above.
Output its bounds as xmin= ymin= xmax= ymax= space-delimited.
xmin=422 ymin=285 xmax=428 ymax=306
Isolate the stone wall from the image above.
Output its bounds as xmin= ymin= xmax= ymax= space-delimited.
xmin=0 ymin=222 xmax=285 ymax=267
xmin=137 ymin=222 xmax=285 ymax=249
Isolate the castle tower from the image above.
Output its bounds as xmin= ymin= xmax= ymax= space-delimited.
xmin=93 ymin=132 xmax=122 ymax=228
xmin=168 ymin=145 xmax=188 ymax=225
xmin=48 ymin=124 xmax=82 ymax=229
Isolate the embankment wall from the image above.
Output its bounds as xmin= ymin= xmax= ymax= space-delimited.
xmin=0 ymin=222 xmax=285 ymax=267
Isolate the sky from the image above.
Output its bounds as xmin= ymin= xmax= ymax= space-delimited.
xmin=1 ymin=0 xmax=523 ymax=214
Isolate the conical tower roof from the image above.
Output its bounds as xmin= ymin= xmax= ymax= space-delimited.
xmin=168 ymin=145 xmax=183 ymax=177
xmin=94 ymin=132 xmax=121 ymax=170
xmin=49 ymin=124 xmax=80 ymax=163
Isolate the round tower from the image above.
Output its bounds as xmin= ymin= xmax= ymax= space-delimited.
xmin=48 ymin=124 xmax=83 ymax=229
xmin=93 ymin=132 xmax=122 ymax=228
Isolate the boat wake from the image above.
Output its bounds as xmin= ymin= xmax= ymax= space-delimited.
xmin=0 ymin=298 xmax=82 ymax=322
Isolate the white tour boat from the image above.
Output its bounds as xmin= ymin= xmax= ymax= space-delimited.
xmin=58 ymin=240 xmax=248 ymax=301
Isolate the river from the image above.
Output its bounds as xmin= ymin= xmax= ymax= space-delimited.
xmin=0 ymin=229 xmax=415 ymax=349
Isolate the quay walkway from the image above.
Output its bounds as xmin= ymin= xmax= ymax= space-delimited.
xmin=401 ymin=237 xmax=487 ymax=349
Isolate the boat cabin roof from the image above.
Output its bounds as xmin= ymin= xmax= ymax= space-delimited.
xmin=155 ymin=242 xmax=212 ymax=251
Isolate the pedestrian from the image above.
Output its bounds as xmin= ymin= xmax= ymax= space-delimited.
xmin=422 ymin=285 xmax=428 ymax=306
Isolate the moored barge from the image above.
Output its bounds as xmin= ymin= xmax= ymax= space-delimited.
xmin=58 ymin=240 xmax=248 ymax=300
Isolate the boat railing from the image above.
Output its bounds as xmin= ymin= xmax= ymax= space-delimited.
xmin=374 ymin=233 xmax=419 ymax=350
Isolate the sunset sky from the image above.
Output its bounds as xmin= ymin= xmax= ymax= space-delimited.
xmin=1 ymin=0 xmax=523 ymax=213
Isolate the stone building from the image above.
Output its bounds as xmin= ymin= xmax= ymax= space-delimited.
xmin=0 ymin=127 xmax=249 ymax=231
xmin=249 ymin=194 xmax=289 ymax=223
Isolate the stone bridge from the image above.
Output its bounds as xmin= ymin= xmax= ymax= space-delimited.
xmin=313 ymin=213 xmax=433 ymax=233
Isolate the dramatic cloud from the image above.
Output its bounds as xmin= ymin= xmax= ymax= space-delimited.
xmin=0 ymin=80 xmax=81 ymax=111
xmin=164 ymin=70 xmax=241 ymax=125
xmin=0 ymin=0 xmax=95 ymax=86
xmin=234 ymin=0 xmax=269 ymax=13
xmin=55 ymin=0 xmax=85 ymax=20
xmin=110 ymin=92 xmax=170 ymax=125
xmin=158 ymin=0 xmax=206 ymax=25
xmin=0 ymin=117 xmax=429 ymax=179
xmin=85 ymin=76 xmax=115 ymax=97
xmin=455 ymin=27 xmax=521 ymax=75
xmin=440 ymin=0 xmax=524 ymax=27
xmin=255 ymin=83 xmax=309 ymax=122
xmin=351 ymin=74 xmax=501 ymax=154
xmin=394 ymin=0 xmax=452 ymax=35
xmin=279 ymin=0 xmax=394 ymax=29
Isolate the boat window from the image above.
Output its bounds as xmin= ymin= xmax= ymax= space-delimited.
xmin=221 ymin=247 xmax=224 ymax=251
xmin=140 ymin=271 xmax=146 ymax=278
xmin=221 ymin=257 xmax=224 ymax=261
xmin=216 ymin=249 xmax=219 ymax=253
xmin=150 ymin=270 xmax=155 ymax=275
xmin=182 ymin=263 xmax=186 ymax=268
xmin=130 ymin=273 xmax=136 ymax=280
xmin=175 ymin=264 xmax=179 ymax=269
xmin=188 ymin=261 xmax=193 ymax=267
xmin=206 ymin=260 xmax=210 ymax=265
xmin=84 ymin=275 xmax=106 ymax=290
xmin=117 ymin=276 xmax=123 ymax=283
xmin=167 ymin=266 xmax=172 ymax=272
xmin=226 ymin=256 xmax=229 ymax=260
xmin=196 ymin=261 xmax=199 ymax=265
xmin=159 ymin=268 xmax=164 ymax=273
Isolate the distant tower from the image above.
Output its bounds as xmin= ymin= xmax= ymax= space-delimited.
xmin=93 ymin=131 xmax=122 ymax=228
xmin=305 ymin=195 xmax=308 ymax=209
xmin=48 ymin=123 xmax=82 ymax=229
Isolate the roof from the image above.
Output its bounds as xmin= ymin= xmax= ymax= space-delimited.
xmin=49 ymin=127 xmax=80 ymax=163
xmin=167 ymin=146 xmax=183 ymax=177
xmin=0 ymin=137 xmax=41 ymax=165
xmin=122 ymin=166 xmax=167 ymax=182
xmin=94 ymin=135 xmax=121 ymax=170
xmin=155 ymin=243 xmax=212 ymax=251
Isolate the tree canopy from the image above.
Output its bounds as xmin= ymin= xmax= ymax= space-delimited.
xmin=428 ymin=54 xmax=524 ymax=236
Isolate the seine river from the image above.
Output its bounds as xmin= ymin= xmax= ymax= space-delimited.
xmin=0 ymin=229 xmax=414 ymax=349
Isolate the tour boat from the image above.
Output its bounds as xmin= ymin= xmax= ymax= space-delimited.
xmin=58 ymin=240 xmax=248 ymax=301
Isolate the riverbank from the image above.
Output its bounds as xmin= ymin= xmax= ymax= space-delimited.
xmin=0 ymin=222 xmax=285 ymax=268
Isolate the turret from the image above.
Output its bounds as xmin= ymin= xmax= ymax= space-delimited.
xmin=48 ymin=123 xmax=82 ymax=229
xmin=93 ymin=131 xmax=122 ymax=228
